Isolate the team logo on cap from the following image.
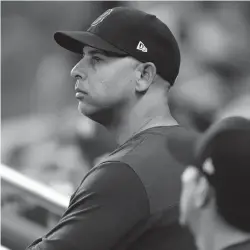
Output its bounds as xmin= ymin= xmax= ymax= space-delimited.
xmin=91 ymin=9 xmax=113 ymax=27
xmin=137 ymin=41 xmax=148 ymax=52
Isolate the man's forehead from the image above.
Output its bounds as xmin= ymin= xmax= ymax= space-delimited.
xmin=82 ymin=46 xmax=104 ymax=55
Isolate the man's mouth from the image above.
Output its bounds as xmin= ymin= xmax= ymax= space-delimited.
xmin=75 ymin=88 xmax=87 ymax=99
xmin=75 ymin=92 xmax=85 ymax=99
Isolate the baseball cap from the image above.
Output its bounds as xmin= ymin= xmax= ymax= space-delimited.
xmin=54 ymin=7 xmax=180 ymax=85
xmin=167 ymin=116 xmax=250 ymax=231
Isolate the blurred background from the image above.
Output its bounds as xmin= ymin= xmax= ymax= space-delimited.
xmin=1 ymin=1 xmax=250 ymax=250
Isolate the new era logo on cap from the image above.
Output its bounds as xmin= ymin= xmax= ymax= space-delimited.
xmin=137 ymin=41 xmax=147 ymax=52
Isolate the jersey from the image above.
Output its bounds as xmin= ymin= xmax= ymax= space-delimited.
xmin=27 ymin=126 xmax=197 ymax=250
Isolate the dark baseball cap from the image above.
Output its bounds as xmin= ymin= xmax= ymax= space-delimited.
xmin=167 ymin=116 xmax=250 ymax=231
xmin=54 ymin=7 xmax=180 ymax=85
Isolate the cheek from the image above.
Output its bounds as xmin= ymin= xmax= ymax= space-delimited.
xmin=89 ymin=68 xmax=132 ymax=102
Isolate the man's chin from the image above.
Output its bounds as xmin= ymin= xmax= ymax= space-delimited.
xmin=78 ymin=102 xmax=95 ymax=115
xmin=78 ymin=104 xmax=114 ymax=126
xmin=78 ymin=107 xmax=97 ymax=123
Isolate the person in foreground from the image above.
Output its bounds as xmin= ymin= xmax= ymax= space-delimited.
xmin=169 ymin=116 xmax=250 ymax=250
xmin=27 ymin=7 xmax=196 ymax=250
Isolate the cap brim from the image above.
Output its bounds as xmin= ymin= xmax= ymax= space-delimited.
xmin=54 ymin=31 xmax=127 ymax=55
xmin=166 ymin=129 xmax=200 ymax=166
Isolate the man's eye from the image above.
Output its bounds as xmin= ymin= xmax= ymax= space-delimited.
xmin=92 ymin=56 xmax=102 ymax=64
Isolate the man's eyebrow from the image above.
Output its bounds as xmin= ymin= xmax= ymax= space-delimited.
xmin=82 ymin=49 xmax=109 ymax=56
xmin=89 ymin=49 xmax=107 ymax=56
xmin=82 ymin=48 xmax=127 ymax=58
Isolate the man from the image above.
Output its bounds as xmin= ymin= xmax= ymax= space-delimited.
xmin=168 ymin=116 xmax=250 ymax=250
xmin=27 ymin=7 xmax=196 ymax=250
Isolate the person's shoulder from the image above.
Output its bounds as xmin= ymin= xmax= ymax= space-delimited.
xmin=119 ymin=125 xmax=197 ymax=171
xmin=82 ymin=161 xmax=142 ymax=186
xmin=103 ymin=126 xmax=194 ymax=213
xmin=71 ymin=160 xmax=149 ymax=208
xmin=165 ymin=125 xmax=200 ymax=166
xmin=96 ymin=126 xmax=193 ymax=166
xmin=114 ymin=126 xmax=187 ymax=164
xmin=85 ymin=126 xmax=197 ymax=214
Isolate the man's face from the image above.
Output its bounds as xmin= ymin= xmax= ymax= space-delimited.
xmin=71 ymin=46 xmax=137 ymax=123
xmin=180 ymin=166 xmax=202 ymax=233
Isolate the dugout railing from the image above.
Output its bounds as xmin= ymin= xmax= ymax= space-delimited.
xmin=1 ymin=164 xmax=69 ymax=250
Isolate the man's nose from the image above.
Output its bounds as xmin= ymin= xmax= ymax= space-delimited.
xmin=70 ymin=60 xmax=87 ymax=80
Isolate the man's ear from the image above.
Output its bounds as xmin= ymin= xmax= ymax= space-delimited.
xmin=135 ymin=62 xmax=157 ymax=93
xmin=194 ymin=175 xmax=211 ymax=209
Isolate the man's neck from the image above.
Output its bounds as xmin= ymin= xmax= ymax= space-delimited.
xmin=106 ymin=105 xmax=178 ymax=145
